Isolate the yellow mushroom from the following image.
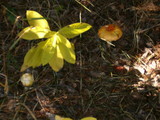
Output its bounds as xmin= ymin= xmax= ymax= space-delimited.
xmin=98 ymin=24 xmax=123 ymax=42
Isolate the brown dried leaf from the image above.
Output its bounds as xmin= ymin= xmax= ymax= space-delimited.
xmin=134 ymin=2 xmax=160 ymax=11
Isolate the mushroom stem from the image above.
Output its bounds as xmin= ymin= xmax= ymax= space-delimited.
xmin=106 ymin=41 xmax=115 ymax=47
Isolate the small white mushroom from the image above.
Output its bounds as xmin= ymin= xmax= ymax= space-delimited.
xmin=20 ymin=73 xmax=34 ymax=87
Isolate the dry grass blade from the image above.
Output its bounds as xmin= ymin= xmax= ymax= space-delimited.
xmin=75 ymin=0 xmax=92 ymax=12
xmin=0 ymin=73 xmax=9 ymax=95
xmin=18 ymin=103 xmax=37 ymax=120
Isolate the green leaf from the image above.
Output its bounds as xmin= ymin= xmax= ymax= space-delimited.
xmin=58 ymin=23 xmax=92 ymax=39
xmin=18 ymin=26 xmax=50 ymax=40
xmin=20 ymin=38 xmax=56 ymax=72
xmin=56 ymin=33 xmax=76 ymax=64
xmin=44 ymin=31 xmax=57 ymax=38
xmin=49 ymin=46 xmax=64 ymax=72
xmin=26 ymin=10 xmax=50 ymax=29
xmin=55 ymin=115 xmax=73 ymax=120
xmin=21 ymin=46 xmax=42 ymax=72
xmin=81 ymin=117 xmax=97 ymax=120
xmin=39 ymin=38 xmax=56 ymax=65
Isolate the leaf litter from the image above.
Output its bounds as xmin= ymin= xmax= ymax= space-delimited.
xmin=1 ymin=0 xmax=160 ymax=120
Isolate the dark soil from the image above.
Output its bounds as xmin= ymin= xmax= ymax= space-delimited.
xmin=0 ymin=0 xmax=160 ymax=120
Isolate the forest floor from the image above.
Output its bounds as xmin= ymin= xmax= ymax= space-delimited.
xmin=0 ymin=0 xmax=160 ymax=120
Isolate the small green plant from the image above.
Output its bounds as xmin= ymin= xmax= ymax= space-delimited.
xmin=17 ymin=10 xmax=92 ymax=72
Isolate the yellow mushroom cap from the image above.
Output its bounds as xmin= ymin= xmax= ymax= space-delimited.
xmin=98 ymin=24 xmax=123 ymax=42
